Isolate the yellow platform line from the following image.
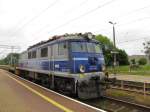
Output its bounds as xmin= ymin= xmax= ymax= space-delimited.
xmin=6 ymin=74 xmax=74 ymax=112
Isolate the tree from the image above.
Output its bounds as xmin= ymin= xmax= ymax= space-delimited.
xmin=138 ymin=58 xmax=147 ymax=65
xmin=117 ymin=49 xmax=129 ymax=65
xmin=143 ymin=41 xmax=150 ymax=64
xmin=96 ymin=34 xmax=129 ymax=66
xmin=130 ymin=59 xmax=136 ymax=64
xmin=96 ymin=34 xmax=114 ymax=66
xmin=0 ymin=53 xmax=19 ymax=66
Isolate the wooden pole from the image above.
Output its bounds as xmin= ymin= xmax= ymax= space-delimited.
xmin=144 ymin=81 xmax=146 ymax=98
xmin=121 ymin=80 xmax=124 ymax=89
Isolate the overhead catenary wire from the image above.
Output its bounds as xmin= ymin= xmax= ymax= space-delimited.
xmin=92 ymin=17 xmax=150 ymax=42
xmin=6 ymin=1 xmax=150 ymax=39
xmin=63 ymin=0 xmax=89 ymax=15
xmin=12 ymin=0 xmax=149 ymax=55
xmin=0 ymin=45 xmax=21 ymax=64
xmin=10 ymin=0 xmax=92 ymax=46
xmin=93 ymin=4 xmax=150 ymax=28
xmin=9 ymin=0 xmax=60 ymax=41
xmin=0 ymin=45 xmax=20 ymax=49
xmin=0 ymin=49 xmax=11 ymax=59
xmin=20 ymin=0 xmax=150 ymax=46
xmin=47 ymin=0 xmax=117 ymax=33
xmin=27 ymin=0 xmax=117 ymax=43
xmin=114 ymin=4 xmax=150 ymax=20
xmin=117 ymin=36 xmax=150 ymax=45
xmin=92 ymin=16 xmax=150 ymax=33
xmin=90 ymin=4 xmax=150 ymax=33
xmin=27 ymin=0 xmax=91 ymax=41
xmin=0 ymin=48 xmax=9 ymax=54
xmin=117 ymin=17 xmax=150 ymax=27
xmin=51 ymin=1 xmax=150 ymax=33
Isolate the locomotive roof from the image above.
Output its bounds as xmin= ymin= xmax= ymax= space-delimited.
xmin=28 ymin=33 xmax=98 ymax=50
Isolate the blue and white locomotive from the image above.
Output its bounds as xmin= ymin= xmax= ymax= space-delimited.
xmin=16 ymin=33 xmax=107 ymax=99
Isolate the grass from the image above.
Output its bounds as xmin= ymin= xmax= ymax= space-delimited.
xmin=107 ymin=65 xmax=150 ymax=76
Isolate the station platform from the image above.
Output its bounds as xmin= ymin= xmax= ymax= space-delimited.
xmin=0 ymin=69 xmax=105 ymax=112
xmin=110 ymin=74 xmax=150 ymax=83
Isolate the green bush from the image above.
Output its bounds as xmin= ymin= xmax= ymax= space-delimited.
xmin=138 ymin=58 xmax=147 ymax=65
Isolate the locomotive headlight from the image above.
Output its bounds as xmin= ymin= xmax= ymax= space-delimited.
xmin=79 ymin=65 xmax=85 ymax=73
xmin=102 ymin=65 xmax=106 ymax=71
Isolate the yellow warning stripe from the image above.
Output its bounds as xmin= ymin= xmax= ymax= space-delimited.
xmin=7 ymin=74 xmax=73 ymax=112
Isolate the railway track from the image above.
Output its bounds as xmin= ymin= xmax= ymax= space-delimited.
xmin=111 ymin=81 xmax=150 ymax=95
xmin=113 ymin=80 xmax=150 ymax=89
xmin=81 ymin=95 xmax=150 ymax=112
xmin=111 ymin=86 xmax=150 ymax=95
xmin=103 ymin=96 xmax=150 ymax=112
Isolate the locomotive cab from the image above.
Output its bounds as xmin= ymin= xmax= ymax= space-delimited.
xmin=67 ymin=37 xmax=107 ymax=99
xmin=70 ymin=41 xmax=105 ymax=73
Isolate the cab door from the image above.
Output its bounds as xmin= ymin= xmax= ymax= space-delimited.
xmin=50 ymin=43 xmax=59 ymax=72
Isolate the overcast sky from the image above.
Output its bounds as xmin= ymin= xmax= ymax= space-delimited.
xmin=0 ymin=0 xmax=150 ymax=57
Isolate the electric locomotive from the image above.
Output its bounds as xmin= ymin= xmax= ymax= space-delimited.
xmin=16 ymin=33 xmax=107 ymax=99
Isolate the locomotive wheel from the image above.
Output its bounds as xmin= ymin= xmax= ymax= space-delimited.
xmin=54 ymin=76 xmax=75 ymax=95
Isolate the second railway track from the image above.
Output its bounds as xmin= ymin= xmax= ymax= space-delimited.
xmin=103 ymin=96 xmax=150 ymax=112
xmin=111 ymin=80 xmax=150 ymax=96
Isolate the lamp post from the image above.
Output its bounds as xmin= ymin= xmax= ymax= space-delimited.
xmin=109 ymin=21 xmax=116 ymax=48
xmin=109 ymin=21 xmax=117 ymax=73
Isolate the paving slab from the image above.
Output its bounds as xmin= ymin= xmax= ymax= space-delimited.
xmin=110 ymin=74 xmax=150 ymax=83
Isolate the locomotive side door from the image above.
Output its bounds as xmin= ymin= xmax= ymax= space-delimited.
xmin=50 ymin=43 xmax=59 ymax=72
xmin=49 ymin=44 xmax=55 ymax=89
xmin=50 ymin=45 xmax=54 ymax=72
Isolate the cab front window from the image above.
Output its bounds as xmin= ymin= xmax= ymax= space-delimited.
xmin=71 ymin=42 xmax=87 ymax=52
xmin=87 ymin=43 xmax=95 ymax=53
xmin=71 ymin=42 xmax=102 ymax=53
xmin=94 ymin=44 xmax=102 ymax=53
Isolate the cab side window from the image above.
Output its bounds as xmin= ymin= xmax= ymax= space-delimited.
xmin=41 ymin=47 xmax=48 ymax=57
xmin=58 ymin=42 xmax=67 ymax=55
xmin=28 ymin=52 xmax=31 ymax=59
xmin=32 ymin=51 xmax=36 ymax=58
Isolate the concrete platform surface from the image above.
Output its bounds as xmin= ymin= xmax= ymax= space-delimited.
xmin=0 ymin=69 xmax=105 ymax=112
xmin=110 ymin=74 xmax=150 ymax=83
